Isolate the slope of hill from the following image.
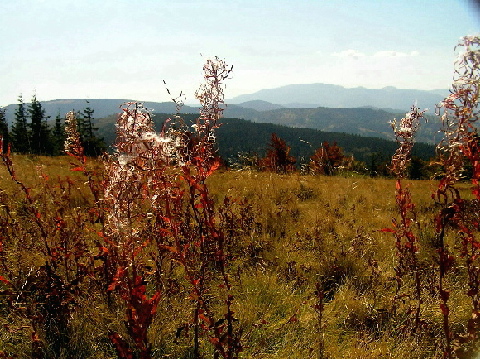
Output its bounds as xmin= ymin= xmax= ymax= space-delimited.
xmin=216 ymin=118 xmax=435 ymax=165
xmin=95 ymin=113 xmax=435 ymax=165
xmin=229 ymin=106 xmax=442 ymax=144
xmin=236 ymin=100 xmax=284 ymax=111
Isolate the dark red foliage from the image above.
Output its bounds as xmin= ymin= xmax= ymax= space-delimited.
xmin=260 ymin=133 xmax=296 ymax=174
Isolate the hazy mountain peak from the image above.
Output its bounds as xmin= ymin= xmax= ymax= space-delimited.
xmin=229 ymin=83 xmax=447 ymax=111
xmin=237 ymin=100 xmax=284 ymax=111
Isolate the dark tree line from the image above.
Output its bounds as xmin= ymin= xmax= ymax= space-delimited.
xmin=1 ymin=95 xmax=105 ymax=156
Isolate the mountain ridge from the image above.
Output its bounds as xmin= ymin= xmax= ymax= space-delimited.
xmin=228 ymin=83 xmax=449 ymax=111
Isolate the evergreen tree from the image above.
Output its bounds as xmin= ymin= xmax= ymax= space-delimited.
xmin=83 ymin=105 xmax=94 ymax=138
xmin=52 ymin=112 xmax=66 ymax=155
xmin=0 ymin=107 xmax=9 ymax=153
xmin=75 ymin=109 xmax=85 ymax=141
xmin=78 ymin=101 xmax=105 ymax=156
xmin=28 ymin=94 xmax=52 ymax=154
xmin=11 ymin=94 xmax=30 ymax=153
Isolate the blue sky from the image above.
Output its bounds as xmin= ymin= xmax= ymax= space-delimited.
xmin=1 ymin=0 xmax=478 ymax=106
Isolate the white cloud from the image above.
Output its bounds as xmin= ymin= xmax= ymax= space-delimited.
xmin=313 ymin=46 xmax=449 ymax=91
xmin=374 ymin=50 xmax=420 ymax=57
xmin=331 ymin=49 xmax=366 ymax=59
xmin=331 ymin=49 xmax=420 ymax=59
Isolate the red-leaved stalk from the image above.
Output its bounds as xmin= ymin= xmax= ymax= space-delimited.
xmin=387 ymin=105 xmax=426 ymax=330
xmin=434 ymin=35 xmax=480 ymax=358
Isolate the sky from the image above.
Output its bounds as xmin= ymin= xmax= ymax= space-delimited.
xmin=1 ymin=0 xmax=479 ymax=106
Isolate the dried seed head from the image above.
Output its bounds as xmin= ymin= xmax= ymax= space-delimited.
xmin=64 ymin=111 xmax=84 ymax=157
xmin=390 ymin=106 xmax=426 ymax=178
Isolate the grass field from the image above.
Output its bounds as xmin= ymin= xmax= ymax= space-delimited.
xmin=1 ymin=155 xmax=478 ymax=358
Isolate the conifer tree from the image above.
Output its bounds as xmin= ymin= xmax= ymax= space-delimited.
xmin=11 ymin=94 xmax=30 ymax=154
xmin=82 ymin=103 xmax=94 ymax=139
xmin=52 ymin=112 xmax=65 ymax=155
xmin=78 ymin=101 xmax=105 ymax=156
xmin=28 ymin=94 xmax=52 ymax=154
xmin=0 ymin=107 xmax=9 ymax=153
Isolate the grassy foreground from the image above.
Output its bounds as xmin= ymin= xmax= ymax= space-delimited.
xmin=0 ymin=155 xmax=478 ymax=358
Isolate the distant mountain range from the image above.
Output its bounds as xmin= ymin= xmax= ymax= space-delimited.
xmin=2 ymin=83 xmax=450 ymax=144
xmin=3 ymin=99 xmax=199 ymax=123
xmin=228 ymin=83 xmax=449 ymax=111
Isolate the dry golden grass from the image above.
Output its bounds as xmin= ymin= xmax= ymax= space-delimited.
xmin=1 ymin=157 xmax=478 ymax=358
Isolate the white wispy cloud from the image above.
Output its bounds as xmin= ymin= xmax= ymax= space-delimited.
xmin=331 ymin=50 xmax=420 ymax=58
xmin=374 ymin=50 xmax=420 ymax=57
xmin=331 ymin=49 xmax=366 ymax=59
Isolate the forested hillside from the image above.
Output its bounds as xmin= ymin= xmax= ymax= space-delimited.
xmin=231 ymin=107 xmax=440 ymax=144
xmin=95 ymin=113 xmax=435 ymax=166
